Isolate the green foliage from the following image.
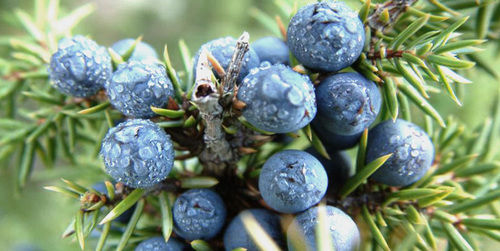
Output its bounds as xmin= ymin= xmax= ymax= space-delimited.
xmin=0 ymin=0 xmax=500 ymax=250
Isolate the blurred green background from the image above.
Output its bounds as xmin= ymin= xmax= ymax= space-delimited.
xmin=0 ymin=0 xmax=498 ymax=250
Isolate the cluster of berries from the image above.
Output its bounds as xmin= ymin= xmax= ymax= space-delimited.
xmin=48 ymin=1 xmax=435 ymax=250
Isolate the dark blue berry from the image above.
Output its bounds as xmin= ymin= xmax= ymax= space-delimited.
xmin=223 ymin=209 xmax=284 ymax=251
xmin=259 ymin=150 xmax=328 ymax=213
xmin=172 ymin=189 xmax=226 ymax=240
xmin=106 ymin=61 xmax=174 ymax=118
xmin=111 ymin=38 xmax=158 ymax=62
xmin=193 ymin=36 xmax=260 ymax=83
xmin=92 ymin=182 xmax=134 ymax=223
xmin=100 ymin=119 xmax=175 ymax=189
xmin=237 ymin=63 xmax=316 ymax=133
xmin=287 ymin=206 xmax=360 ymax=251
xmin=366 ymin=119 xmax=435 ymax=187
xmin=287 ymin=1 xmax=365 ymax=72
xmin=135 ymin=236 xmax=185 ymax=251
xmin=306 ymin=147 xmax=352 ymax=193
xmin=251 ymin=36 xmax=290 ymax=65
xmin=49 ymin=35 xmax=112 ymax=97
xmin=315 ymin=72 xmax=381 ymax=136
xmin=311 ymin=118 xmax=362 ymax=150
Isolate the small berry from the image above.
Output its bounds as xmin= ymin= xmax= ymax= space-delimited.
xmin=287 ymin=206 xmax=360 ymax=251
xmin=315 ymin=72 xmax=381 ymax=136
xmin=100 ymin=119 xmax=174 ymax=189
xmin=223 ymin=209 xmax=284 ymax=251
xmin=251 ymin=36 xmax=290 ymax=65
xmin=193 ymin=36 xmax=260 ymax=83
xmin=172 ymin=189 xmax=226 ymax=240
xmin=306 ymin=148 xmax=352 ymax=193
xmin=49 ymin=35 xmax=112 ymax=97
xmin=259 ymin=150 xmax=328 ymax=213
xmin=237 ymin=63 xmax=316 ymax=133
xmin=92 ymin=182 xmax=134 ymax=223
xmin=366 ymin=119 xmax=435 ymax=187
xmin=287 ymin=1 xmax=365 ymax=72
xmin=106 ymin=61 xmax=174 ymax=118
xmin=111 ymin=38 xmax=158 ymax=62
xmin=311 ymin=119 xmax=362 ymax=150
xmin=135 ymin=236 xmax=185 ymax=251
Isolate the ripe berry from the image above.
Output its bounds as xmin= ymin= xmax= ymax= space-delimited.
xmin=223 ymin=209 xmax=284 ymax=251
xmin=237 ymin=63 xmax=316 ymax=133
xmin=172 ymin=189 xmax=226 ymax=240
xmin=366 ymin=119 xmax=435 ymax=187
xmin=287 ymin=1 xmax=365 ymax=72
xmin=92 ymin=182 xmax=134 ymax=223
xmin=287 ymin=206 xmax=360 ymax=251
xmin=306 ymin=148 xmax=352 ymax=193
xmin=135 ymin=236 xmax=185 ymax=251
xmin=311 ymin=120 xmax=362 ymax=150
xmin=111 ymin=38 xmax=158 ymax=62
xmin=100 ymin=119 xmax=174 ymax=189
xmin=49 ymin=35 xmax=112 ymax=97
xmin=315 ymin=72 xmax=381 ymax=136
xmin=106 ymin=61 xmax=174 ymax=118
xmin=251 ymin=36 xmax=290 ymax=65
xmin=258 ymin=150 xmax=328 ymax=213
xmin=193 ymin=36 xmax=260 ymax=83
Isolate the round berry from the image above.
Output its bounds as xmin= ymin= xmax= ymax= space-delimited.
xmin=306 ymin=148 xmax=352 ymax=193
xmin=287 ymin=206 xmax=360 ymax=251
xmin=106 ymin=61 xmax=174 ymax=118
xmin=172 ymin=189 xmax=226 ymax=240
xmin=316 ymin=72 xmax=381 ymax=136
xmin=100 ymin=119 xmax=174 ymax=189
xmin=135 ymin=236 xmax=185 ymax=251
xmin=259 ymin=150 xmax=328 ymax=213
xmin=366 ymin=119 xmax=435 ymax=187
xmin=311 ymin=120 xmax=362 ymax=150
xmin=251 ymin=36 xmax=290 ymax=65
xmin=287 ymin=1 xmax=365 ymax=72
xmin=223 ymin=209 xmax=284 ymax=251
xmin=111 ymin=38 xmax=158 ymax=62
xmin=49 ymin=35 xmax=112 ymax=97
xmin=237 ymin=63 xmax=316 ymax=133
xmin=92 ymin=182 xmax=134 ymax=223
xmin=193 ymin=36 xmax=260 ymax=83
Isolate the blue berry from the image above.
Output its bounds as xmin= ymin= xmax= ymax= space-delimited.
xmin=366 ymin=119 xmax=435 ymax=187
xmin=49 ymin=35 xmax=112 ymax=97
xmin=258 ymin=150 xmax=328 ymax=213
xmin=111 ymin=38 xmax=158 ymax=62
xmin=287 ymin=1 xmax=365 ymax=72
xmin=306 ymin=148 xmax=352 ymax=193
xmin=106 ymin=61 xmax=174 ymax=118
xmin=135 ymin=236 xmax=185 ymax=251
xmin=223 ymin=209 xmax=284 ymax=251
xmin=193 ymin=36 xmax=260 ymax=83
xmin=237 ymin=63 xmax=316 ymax=133
xmin=311 ymin=118 xmax=362 ymax=150
xmin=92 ymin=182 xmax=135 ymax=223
xmin=315 ymin=72 xmax=381 ymax=136
xmin=287 ymin=206 xmax=360 ymax=251
xmin=251 ymin=36 xmax=290 ymax=65
xmin=100 ymin=119 xmax=174 ymax=188
xmin=172 ymin=189 xmax=226 ymax=240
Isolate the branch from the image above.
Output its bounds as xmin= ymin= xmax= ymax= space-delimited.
xmin=222 ymin=31 xmax=250 ymax=94
xmin=367 ymin=0 xmax=418 ymax=32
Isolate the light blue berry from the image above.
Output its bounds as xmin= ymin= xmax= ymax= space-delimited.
xmin=366 ymin=119 xmax=435 ymax=187
xmin=287 ymin=1 xmax=365 ymax=72
xmin=106 ymin=61 xmax=174 ymax=118
xmin=306 ymin=147 xmax=353 ymax=193
xmin=193 ymin=36 xmax=260 ymax=83
xmin=237 ymin=63 xmax=316 ymax=133
xmin=49 ymin=35 xmax=112 ymax=97
xmin=223 ymin=209 xmax=284 ymax=251
xmin=287 ymin=206 xmax=360 ymax=251
xmin=258 ymin=150 xmax=328 ymax=213
xmin=172 ymin=189 xmax=226 ymax=240
xmin=111 ymin=38 xmax=158 ymax=62
xmin=100 ymin=119 xmax=174 ymax=189
xmin=251 ymin=36 xmax=290 ymax=65
xmin=315 ymin=72 xmax=381 ymax=136
xmin=135 ymin=237 xmax=185 ymax=251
